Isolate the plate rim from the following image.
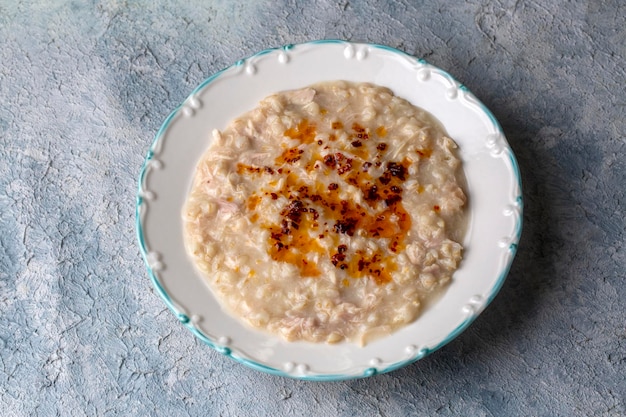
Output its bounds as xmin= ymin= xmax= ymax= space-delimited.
xmin=136 ymin=39 xmax=523 ymax=381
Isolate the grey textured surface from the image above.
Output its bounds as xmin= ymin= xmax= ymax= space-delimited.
xmin=1 ymin=0 xmax=625 ymax=415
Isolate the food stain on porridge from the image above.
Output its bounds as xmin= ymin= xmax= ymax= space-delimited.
xmin=183 ymin=81 xmax=467 ymax=345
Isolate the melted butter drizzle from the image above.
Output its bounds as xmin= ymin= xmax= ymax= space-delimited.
xmin=238 ymin=118 xmax=424 ymax=285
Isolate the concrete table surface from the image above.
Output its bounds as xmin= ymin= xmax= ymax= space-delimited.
xmin=1 ymin=1 xmax=624 ymax=415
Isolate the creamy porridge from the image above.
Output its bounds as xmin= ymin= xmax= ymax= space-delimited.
xmin=183 ymin=81 xmax=466 ymax=345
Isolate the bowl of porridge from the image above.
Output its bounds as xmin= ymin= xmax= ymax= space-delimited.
xmin=137 ymin=41 xmax=522 ymax=380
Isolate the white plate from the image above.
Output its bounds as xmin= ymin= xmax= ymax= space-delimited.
xmin=136 ymin=40 xmax=523 ymax=381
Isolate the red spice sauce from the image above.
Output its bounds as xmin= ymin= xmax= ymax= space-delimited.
xmin=239 ymin=118 xmax=415 ymax=285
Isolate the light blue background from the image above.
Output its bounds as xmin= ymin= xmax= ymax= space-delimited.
xmin=1 ymin=1 xmax=624 ymax=415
